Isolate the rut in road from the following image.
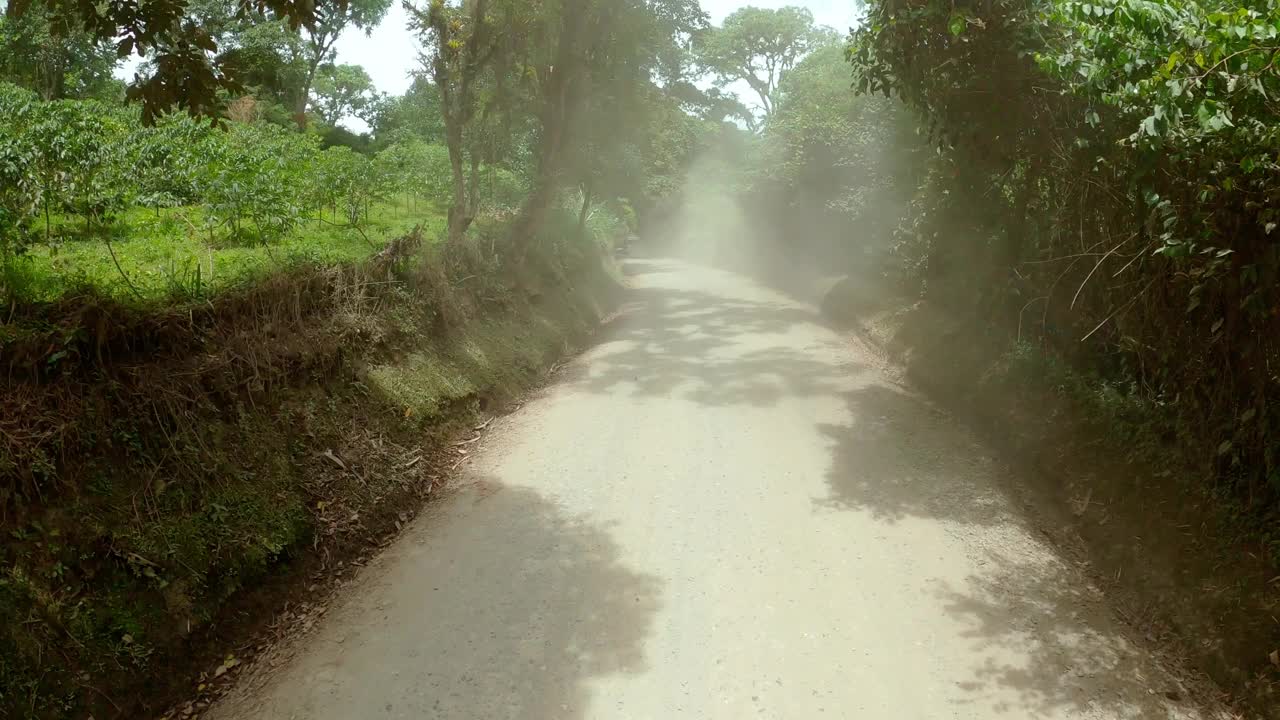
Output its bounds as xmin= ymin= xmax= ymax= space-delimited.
xmin=210 ymin=258 xmax=1228 ymax=720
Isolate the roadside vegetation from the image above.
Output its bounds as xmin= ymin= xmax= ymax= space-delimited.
xmin=848 ymin=0 xmax=1280 ymax=535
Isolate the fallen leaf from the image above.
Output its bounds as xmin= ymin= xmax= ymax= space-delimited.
xmin=213 ymin=655 xmax=241 ymax=678
xmin=1270 ymin=649 xmax=1279 ymax=667
xmin=322 ymin=449 xmax=346 ymax=470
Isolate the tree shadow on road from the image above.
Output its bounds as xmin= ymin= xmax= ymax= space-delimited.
xmin=572 ymin=259 xmax=863 ymax=407
xmin=816 ymin=383 xmax=1216 ymax=718
xmin=223 ymin=483 xmax=662 ymax=720
xmin=936 ymin=552 xmax=1202 ymax=719
xmin=815 ymin=381 xmax=1015 ymax=527
xmin=384 ymin=483 xmax=662 ymax=719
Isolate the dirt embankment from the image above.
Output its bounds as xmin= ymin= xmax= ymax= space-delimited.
xmin=0 ymin=232 xmax=622 ymax=719
xmin=820 ymin=278 xmax=1280 ymax=719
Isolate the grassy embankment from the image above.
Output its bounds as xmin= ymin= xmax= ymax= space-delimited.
xmin=1 ymin=205 xmax=623 ymax=718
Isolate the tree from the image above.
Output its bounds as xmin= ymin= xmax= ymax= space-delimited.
xmin=370 ymin=74 xmax=446 ymax=146
xmin=667 ymin=82 xmax=754 ymax=128
xmin=757 ymin=42 xmax=923 ymax=255
xmin=510 ymin=0 xmax=706 ymax=251
xmin=696 ymin=6 xmax=832 ymax=123
xmin=411 ymin=0 xmax=527 ymax=244
xmin=123 ymin=0 xmax=308 ymax=124
xmin=7 ymin=0 xmax=331 ymax=121
xmin=311 ymin=63 xmax=380 ymax=126
xmin=202 ymin=2 xmax=310 ymax=112
xmin=293 ymin=0 xmax=392 ymax=126
xmin=0 ymin=0 xmax=121 ymax=101
xmin=410 ymin=0 xmax=706 ymax=249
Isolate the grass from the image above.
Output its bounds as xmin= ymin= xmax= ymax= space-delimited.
xmin=369 ymin=315 xmax=570 ymax=425
xmin=0 ymin=232 xmax=619 ymax=718
xmin=9 ymin=197 xmax=446 ymax=305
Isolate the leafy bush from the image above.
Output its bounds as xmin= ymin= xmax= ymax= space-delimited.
xmin=128 ymin=113 xmax=219 ymax=210
xmin=201 ymin=124 xmax=317 ymax=244
xmin=0 ymin=84 xmax=39 ymax=266
xmin=24 ymin=98 xmax=132 ymax=237
xmin=314 ymin=145 xmax=380 ymax=227
xmin=850 ymin=0 xmax=1280 ymax=511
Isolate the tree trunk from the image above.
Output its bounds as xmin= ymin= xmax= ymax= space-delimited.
xmin=444 ymin=127 xmax=471 ymax=243
xmin=295 ymin=34 xmax=335 ymax=129
xmin=466 ymin=152 xmax=483 ymax=220
xmin=510 ymin=7 xmax=584 ymax=255
xmin=295 ymin=59 xmax=320 ymax=128
xmin=5 ymin=0 xmax=32 ymax=19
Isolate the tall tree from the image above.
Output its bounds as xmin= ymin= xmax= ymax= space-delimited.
xmin=195 ymin=0 xmax=309 ymax=111
xmin=0 ymin=0 xmax=120 ymax=101
xmin=561 ymin=0 xmax=708 ymax=232
xmin=293 ymin=0 xmax=392 ymax=125
xmin=413 ymin=0 xmax=706 ymax=249
xmin=696 ymin=6 xmax=832 ymax=122
xmin=370 ymin=74 xmax=446 ymax=146
xmin=510 ymin=0 xmax=706 ymax=251
xmin=411 ymin=0 xmax=527 ymax=243
xmin=311 ymin=62 xmax=380 ymax=126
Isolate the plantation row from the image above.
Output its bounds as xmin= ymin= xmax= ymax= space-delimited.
xmin=0 ymin=82 xmax=523 ymax=287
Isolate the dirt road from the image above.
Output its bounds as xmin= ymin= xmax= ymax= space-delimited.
xmin=211 ymin=259 xmax=1224 ymax=719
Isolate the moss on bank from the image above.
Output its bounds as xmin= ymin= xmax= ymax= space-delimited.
xmin=0 ymin=228 xmax=621 ymax=718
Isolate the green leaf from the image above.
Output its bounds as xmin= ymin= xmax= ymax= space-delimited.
xmin=948 ymin=13 xmax=967 ymax=37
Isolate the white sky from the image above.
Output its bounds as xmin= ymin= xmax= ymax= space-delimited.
xmin=337 ymin=1 xmax=861 ymax=98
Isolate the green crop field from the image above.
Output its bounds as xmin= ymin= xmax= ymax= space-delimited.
xmin=11 ymin=200 xmax=446 ymax=304
xmin=0 ymin=82 xmax=523 ymax=309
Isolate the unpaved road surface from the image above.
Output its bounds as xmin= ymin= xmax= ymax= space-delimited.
xmin=212 ymin=258 xmax=1225 ymax=720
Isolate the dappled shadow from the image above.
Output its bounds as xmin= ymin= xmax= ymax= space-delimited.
xmin=938 ymin=552 xmax=1199 ymax=719
xmin=570 ymin=258 xmax=863 ymax=407
xmin=214 ymin=484 xmax=661 ymax=720
xmin=816 ymin=382 xmax=1014 ymax=527
xmin=817 ymin=383 xmax=1215 ymax=718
